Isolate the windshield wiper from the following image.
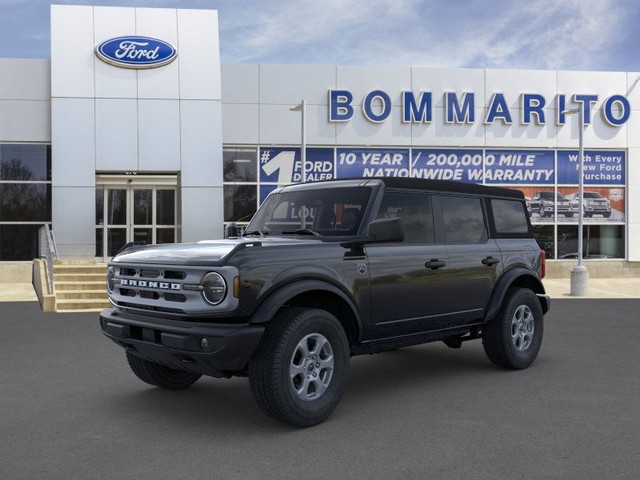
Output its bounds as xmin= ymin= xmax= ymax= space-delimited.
xmin=243 ymin=230 xmax=269 ymax=237
xmin=282 ymin=228 xmax=321 ymax=236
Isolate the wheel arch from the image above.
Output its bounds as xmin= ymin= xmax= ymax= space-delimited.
xmin=248 ymin=279 xmax=362 ymax=345
xmin=485 ymin=268 xmax=548 ymax=322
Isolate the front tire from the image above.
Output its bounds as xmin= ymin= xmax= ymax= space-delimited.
xmin=482 ymin=288 xmax=543 ymax=369
xmin=126 ymin=351 xmax=202 ymax=389
xmin=249 ymin=308 xmax=350 ymax=427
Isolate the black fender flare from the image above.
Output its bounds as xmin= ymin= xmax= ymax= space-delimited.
xmin=485 ymin=268 xmax=548 ymax=322
xmin=248 ymin=279 xmax=363 ymax=341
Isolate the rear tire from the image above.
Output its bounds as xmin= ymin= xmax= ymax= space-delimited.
xmin=126 ymin=351 xmax=202 ymax=389
xmin=249 ymin=308 xmax=350 ymax=427
xmin=482 ymin=288 xmax=543 ymax=369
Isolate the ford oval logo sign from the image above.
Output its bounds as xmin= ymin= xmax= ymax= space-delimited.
xmin=95 ymin=36 xmax=177 ymax=69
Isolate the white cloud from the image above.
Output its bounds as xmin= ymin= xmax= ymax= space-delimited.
xmin=217 ymin=0 xmax=633 ymax=71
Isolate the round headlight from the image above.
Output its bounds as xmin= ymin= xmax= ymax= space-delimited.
xmin=201 ymin=272 xmax=227 ymax=305
xmin=107 ymin=266 xmax=115 ymax=294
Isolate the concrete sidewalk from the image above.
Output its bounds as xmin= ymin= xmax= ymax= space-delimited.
xmin=0 ymin=283 xmax=37 ymax=302
xmin=1 ymin=277 xmax=640 ymax=304
xmin=542 ymin=277 xmax=640 ymax=299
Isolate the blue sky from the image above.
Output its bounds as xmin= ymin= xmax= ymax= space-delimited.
xmin=1 ymin=0 xmax=639 ymax=71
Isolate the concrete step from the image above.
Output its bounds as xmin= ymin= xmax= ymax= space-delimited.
xmin=55 ymin=273 xmax=106 ymax=283
xmin=55 ymin=298 xmax=112 ymax=311
xmin=53 ymin=260 xmax=105 ymax=265
xmin=55 ymin=281 xmax=106 ymax=291
xmin=54 ymin=265 xmax=108 ymax=275
xmin=56 ymin=309 xmax=110 ymax=313
xmin=55 ymin=290 xmax=108 ymax=300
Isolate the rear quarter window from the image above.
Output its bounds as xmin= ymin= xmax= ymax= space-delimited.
xmin=439 ymin=195 xmax=486 ymax=244
xmin=491 ymin=199 xmax=529 ymax=234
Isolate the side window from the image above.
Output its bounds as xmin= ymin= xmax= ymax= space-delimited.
xmin=440 ymin=195 xmax=486 ymax=244
xmin=491 ymin=199 xmax=529 ymax=234
xmin=376 ymin=191 xmax=434 ymax=243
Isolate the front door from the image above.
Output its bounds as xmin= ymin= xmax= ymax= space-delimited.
xmin=95 ymin=176 xmax=177 ymax=259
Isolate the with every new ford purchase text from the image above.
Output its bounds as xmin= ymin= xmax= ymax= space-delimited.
xmin=100 ymin=178 xmax=550 ymax=427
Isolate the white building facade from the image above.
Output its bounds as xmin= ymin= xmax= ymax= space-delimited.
xmin=0 ymin=5 xmax=639 ymax=274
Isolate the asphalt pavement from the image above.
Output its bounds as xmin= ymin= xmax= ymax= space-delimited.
xmin=1 ymin=300 xmax=639 ymax=480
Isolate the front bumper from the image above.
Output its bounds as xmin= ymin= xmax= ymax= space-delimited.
xmin=585 ymin=206 xmax=611 ymax=213
xmin=99 ymin=308 xmax=264 ymax=378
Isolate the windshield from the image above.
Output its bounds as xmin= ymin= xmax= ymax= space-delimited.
xmin=539 ymin=192 xmax=567 ymax=200
xmin=584 ymin=192 xmax=604 ymax=199
xmin=245 ymin=186 xmax=373 ymax=237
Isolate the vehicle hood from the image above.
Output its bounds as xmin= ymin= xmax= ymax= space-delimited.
xmin=111 ymin=236 xmax=325 ymax=266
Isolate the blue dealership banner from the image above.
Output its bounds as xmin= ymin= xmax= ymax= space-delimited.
xmin=557 ymin=150 xmax=625 ymax=185
xmin=484 ymin=150 xmax=554 ymax=184
xmin=336 ymin=148 xmax=410 ymax=178
xmin=410 ymin=149 xmax=483 ymax=183
xmin=260 ymin=147 xmax=334 ymax=184
xmin=259 ymin=184 xmax=278 ymax=205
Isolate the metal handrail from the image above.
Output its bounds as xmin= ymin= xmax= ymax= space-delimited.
xmin=38 ymin=224 xmax=58 ymax=294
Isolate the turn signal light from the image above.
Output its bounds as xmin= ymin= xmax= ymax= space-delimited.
xmin=540 ymin=250 xmax=546 ymax=279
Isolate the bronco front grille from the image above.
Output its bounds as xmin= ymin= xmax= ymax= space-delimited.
xmin=109 ymin=263 xmax=238 ymax=316
xmin=112 ymin=266 xmax=194 ymax=311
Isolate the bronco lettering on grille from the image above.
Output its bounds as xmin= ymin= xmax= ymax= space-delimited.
xmin=119 ymin=279 xmax=181 ymax=290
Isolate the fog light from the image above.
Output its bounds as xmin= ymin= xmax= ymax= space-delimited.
xmin=200 ymin=337 xmax=208 ymax=349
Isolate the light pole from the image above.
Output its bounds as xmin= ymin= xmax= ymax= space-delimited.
xmin=562 ymin=104 xmax=589 ymax=295
xmin=289 ymin=100 xmax=306 ymax=183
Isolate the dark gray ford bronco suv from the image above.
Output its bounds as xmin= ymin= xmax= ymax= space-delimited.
xmin=100 ymin=178 xmax=550 ymax=427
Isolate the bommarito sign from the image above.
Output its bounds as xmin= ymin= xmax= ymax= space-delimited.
xmin=328 ymin=90 xmax=631 ymax=127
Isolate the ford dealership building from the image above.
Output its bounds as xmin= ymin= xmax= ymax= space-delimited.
xmin=1 ymin=5 xmax=639 ymax=277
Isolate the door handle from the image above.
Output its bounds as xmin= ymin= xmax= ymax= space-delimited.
xmin=425 ymin=259 xmax=446 ymax=270
xmin=482 ymin=256 xmax=500 ymax=266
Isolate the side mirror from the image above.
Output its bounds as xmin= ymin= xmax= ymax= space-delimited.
xmin=367 ymin=217 xmax=404 ymax=243
xmin=225 ymin=222 xmax=239 ymax=238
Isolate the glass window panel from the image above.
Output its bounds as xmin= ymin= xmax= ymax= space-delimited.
xmin=133 ymin=189 xmax=153 ymax=225
xmin=107 ymin=189 xmax=126 ymax=225
xmin=557 ymin=225 xmax=625 ymax=259
xmin=107 ymin=228 xmax=127 ymax=257
xmin=491 ymin=199 xmax=529 ymax=234
xmin=224 ymin=185 xmax=257 ymax=222
xmin=533 ymin=225 xmax=555 ymax=260
xmin=0 ymin=144 xmax=51 ymax=181
xmin=0 ymin=184 xmax=51 ymax=222
xmin=95 ymin=188 xmax=104 ymax=226
xmin=376 ymin=192 xmax=434 ymax=243
xmin=0 ymin=224 xmax=41 ymax=261
xmin=223 ymin=147 xmax=257 ymax=182
xmin=440 ymin=196 xmax=486 ymax=244
xmin=557 ymin=187 xmax=624 ymax=223
xmin=133 ymin=228 xmax=152 ymax=244
xmin=156 ymin=228 xmax=175 ymax=244
xmin=156 ymin=189 xmax=175 ymax=225
xmin=95 ymin=228 xmax=104 ymax=257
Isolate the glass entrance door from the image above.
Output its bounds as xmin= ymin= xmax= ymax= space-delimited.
xmin=95 ymin=179 xmax=177 ymax=258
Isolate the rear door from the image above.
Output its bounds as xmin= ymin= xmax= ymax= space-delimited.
xmin=434 ymin=194 xmax=502 ymax=324
xmin=365 ymin=190 xmax=450 ymax=339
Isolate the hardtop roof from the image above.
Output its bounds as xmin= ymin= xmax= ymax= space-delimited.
xmin=279 ymin=177 xmax=524 ymax=200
